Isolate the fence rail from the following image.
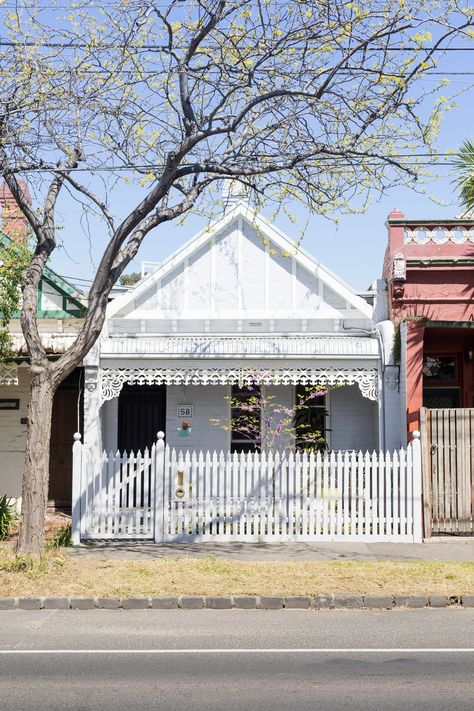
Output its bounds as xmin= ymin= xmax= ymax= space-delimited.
xmin=72 ymin=432 xmax=422 ymax=544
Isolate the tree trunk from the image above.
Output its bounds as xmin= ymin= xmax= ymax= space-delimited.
xmin=16 ymin=370 xmax=56 ymax=557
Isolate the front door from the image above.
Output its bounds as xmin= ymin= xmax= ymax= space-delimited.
xmin=49 ymin=368 xmax=83 ymax=510
xmin=118 ymin=384 xmax=166 ymax=453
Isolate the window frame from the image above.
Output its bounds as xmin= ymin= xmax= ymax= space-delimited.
xmin=294 ymin=384 xmax=330 ymax=451
xmin=230 ymin=384 xmax=262 ymax=454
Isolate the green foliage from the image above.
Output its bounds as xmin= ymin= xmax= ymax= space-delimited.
xmin=46 ymin=523 xmax=73 ymax=549
xmin=0 ymin=495 xmax=17 ymax=540
xmin=120 ymin=272 xmax=141 ymax=286
xmin=0 ymin=239 xmax=30 ymax=361
xmin=452 ymin=139 xmax=474 ymax=213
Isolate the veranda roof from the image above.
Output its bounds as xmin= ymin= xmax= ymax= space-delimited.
xmin=98 ymin=335 xmax=380 ymax=402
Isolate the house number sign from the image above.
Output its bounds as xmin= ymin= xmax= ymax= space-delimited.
xmin=177 ymin=404 xmax=193 ymax=418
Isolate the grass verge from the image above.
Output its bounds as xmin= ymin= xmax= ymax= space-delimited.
xmin=0 ymin=546 xmax=473 ymax=598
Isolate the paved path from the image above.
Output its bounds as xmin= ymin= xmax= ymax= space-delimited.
xmin=1 ymin=609 xmax=473 ymax=710
xmin=67 ymin=539 xmax=474 ymax=561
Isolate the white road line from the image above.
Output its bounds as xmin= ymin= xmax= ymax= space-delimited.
xmin=0 ymin=648 xmax=474 ymax=655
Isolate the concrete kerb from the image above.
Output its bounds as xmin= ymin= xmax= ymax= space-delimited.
xmin=0 ymin=595 xmax=473 ymax=610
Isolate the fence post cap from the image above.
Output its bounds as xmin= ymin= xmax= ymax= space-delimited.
xmin=412 ymin=430 xmax=420 ymax=439
xmin=73 ymin=432 xmax=82 ymax=442
xmin=157 ymin=431 xmax=165 ymax=440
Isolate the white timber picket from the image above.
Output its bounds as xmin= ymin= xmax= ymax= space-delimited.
xmin=273 ymin=451 xmax=280 ymax=536
xmin=363 ymin=451 xmax=370 ymax=537
xmin=411 ymin=432 xmax=423 ymax=542
xmin=321 ymin=451 xmax=328 ymax=537
xmin=301 ymin=451 xmax=308 ymax=537
xmin=169 ymin=448 xmax=177 ymax=538
xmin=342 ymin=450 xmax=350 ymax=537
xmin=315 ymin=452 xmax=322 ymax=536
xmin=202 ymin=450 xmax=211 ymax=537
xmin=183 ymin=450 xmax=193 ymax=536
xmin=329 ymin=451 xmax=336 ymax=538
xmin=371 ymin=451 xmax=379 ymax=537
xmin=266 ymin=451 xmax=273 ymax=537
xmin=399 ymin=447 xmax=406 ymax=538
xmin=385 ymin=451 xmax=392 ymax=537
xmin=308 ymin=451 xmax=314 ymax=536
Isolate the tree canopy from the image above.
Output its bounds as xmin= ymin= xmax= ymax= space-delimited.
xmin=0 ymin=237 xmax=30 ymax=361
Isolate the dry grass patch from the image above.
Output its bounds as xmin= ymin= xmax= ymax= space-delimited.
xmin=1 ymin=546 xmax=474 ymax=598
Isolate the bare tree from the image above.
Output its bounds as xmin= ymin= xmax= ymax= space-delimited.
xmin=0 ymin=0 xmax=471 ymax=555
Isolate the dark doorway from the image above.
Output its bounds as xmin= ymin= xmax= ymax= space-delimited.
xmin=118 ymin=384 xmax=166 ymax=453
xmin=49 ymin=368 xmax=83 ymax=510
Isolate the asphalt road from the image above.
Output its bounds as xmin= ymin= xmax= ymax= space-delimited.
xmin=1 ymin=609 xmax=473 ymax=711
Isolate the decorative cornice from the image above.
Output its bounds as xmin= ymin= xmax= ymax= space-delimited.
xmin=101 ymin=366 xmax=379 ymax=402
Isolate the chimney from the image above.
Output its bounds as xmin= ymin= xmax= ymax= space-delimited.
xmin=382 ymin=207 xmax=405 ymax=280
xmin=0 ymin=180 xmax=32 ymax=244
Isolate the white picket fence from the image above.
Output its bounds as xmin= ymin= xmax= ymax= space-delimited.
xmin=71 ymin=432 xmax=423 ymax=544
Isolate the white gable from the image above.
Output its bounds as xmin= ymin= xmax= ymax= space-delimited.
xmin=41 ymin=280 xmax=65 ymax=311
xmin=108 ymin=203 xmax=372 ymax=332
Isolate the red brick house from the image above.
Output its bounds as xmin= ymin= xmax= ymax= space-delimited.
xmin=383 ymin=208 xmax=474 ymax=441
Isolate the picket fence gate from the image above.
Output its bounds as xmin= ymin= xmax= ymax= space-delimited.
xmin=71 ymin=432 xmax=423 ymax=544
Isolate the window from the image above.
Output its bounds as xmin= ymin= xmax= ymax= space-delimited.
xmin=423 ymin=388 xmax=460 ymax=409
xmin=230 ymin=385 xmax=261 ymax=453
xmin=423 ymin=354 xmax=461 ymax=409
xmin=423 ymin=355 xmax=457 ymax=383
xmin=294 ymin=385 xmax=328 ymax=452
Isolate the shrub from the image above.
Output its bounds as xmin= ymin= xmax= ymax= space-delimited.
xmin=0 ymin=496 xmax=17 ymax=540
xmin=47 ymin=523 xmax=73 ymax=549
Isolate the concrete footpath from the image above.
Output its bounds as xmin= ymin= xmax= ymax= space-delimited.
xmin=67 ymin=538 xmax=474 ymax=562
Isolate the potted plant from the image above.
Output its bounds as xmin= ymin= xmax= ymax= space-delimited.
xmin=177 ymin=420 xmax=192 ymax=436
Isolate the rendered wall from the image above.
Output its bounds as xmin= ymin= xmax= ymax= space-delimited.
xmin=165 ymin=385 xmax=231 ymax=452
xmin=163 ymin=383 xmax=376 ymax=453
xmin=329 ymin=384 xmax=377 ymax=452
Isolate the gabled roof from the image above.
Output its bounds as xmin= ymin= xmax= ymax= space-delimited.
xmin=0 ymin=231 xmax=86 ymax=318
xmin=108 ymin=202 xmax=372 ymax=320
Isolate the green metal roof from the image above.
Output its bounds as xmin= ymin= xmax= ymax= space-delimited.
xmin=0 ymin=231 xmax=86 ymax=319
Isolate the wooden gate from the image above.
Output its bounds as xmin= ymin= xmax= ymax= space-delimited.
xmin=421 ymin=408 xmax=474 ymax=536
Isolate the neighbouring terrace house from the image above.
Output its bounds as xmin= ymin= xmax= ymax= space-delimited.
xmin=82 ymin=197 xmax=400 ymax=465
xmin=0 ymin=183 xmax=86 ymax=509
xmin=383 ymin=208 xmax=474 ymax=440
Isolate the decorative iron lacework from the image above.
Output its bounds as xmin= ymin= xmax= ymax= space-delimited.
xmin=0 ymin=363 xmax=19 ymax=386
xmin=101 ymin=366 xmax=379 ymax=402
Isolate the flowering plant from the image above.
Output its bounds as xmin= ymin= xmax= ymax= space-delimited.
xmin=210 ymin=376 xmax=329 ymax=452
xmin=180 ymin=421 xmax=191 ymax=430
